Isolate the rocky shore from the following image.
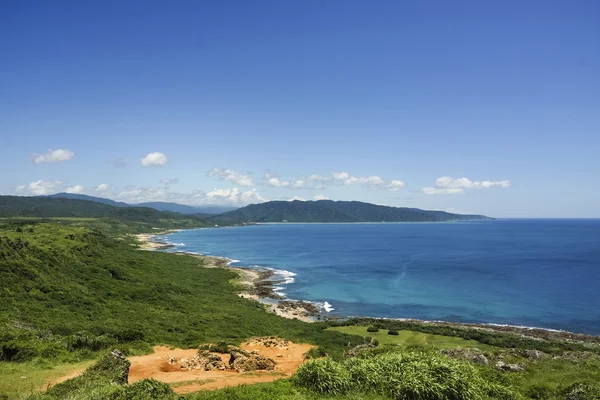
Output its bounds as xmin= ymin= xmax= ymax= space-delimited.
xmin=134 ymin=232 xmax=320 ymax=323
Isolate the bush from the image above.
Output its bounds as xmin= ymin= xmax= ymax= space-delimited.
xmin=526 ymin=385 xmax=555 ymax=399
xmin=67 ymin=332 xmax=116 ymax=351
xmin=304 ymin=347 xmax=328 ymax=359
xmin=114 ymin=329 xmax=144 ymax=343
xmin=366 ymin=326 xmax=379 ymax=332
xmin=295 ymin=348 xmax=520 ymax=400
xmin=388 ymin=329 xmax=399 ymax=336
xmin=198 ymin=341 xmax=230 ymax=353
xmin=294 ymin=358 xmax=351 ymax=395
xmin=563 ymin=382 xmax=600 ymax=400
xmin=115 ymin=379 xmax=177 ymax=400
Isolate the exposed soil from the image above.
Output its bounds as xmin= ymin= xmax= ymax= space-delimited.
xmin=127 ymin=339 xmax=314 ymax=394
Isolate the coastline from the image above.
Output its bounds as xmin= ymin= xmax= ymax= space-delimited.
xmin=134 ymin=231 xmax=320 ymax=323
xmin=134 ymin=229 xmax=599 ymax=340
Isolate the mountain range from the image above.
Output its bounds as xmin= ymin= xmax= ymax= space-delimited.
xmin=212 ymin=200 xmax=491 ymax=223
xmin=1 ymin=194 xmax=491 ymax=223
xmin=46 ymin=193 xmax=237 ymax=214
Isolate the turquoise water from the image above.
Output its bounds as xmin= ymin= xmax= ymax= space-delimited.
xmin=161 ymin=220 xmax=600 ymax=334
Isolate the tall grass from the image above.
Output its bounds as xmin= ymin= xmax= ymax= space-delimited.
xmin=294 ymin=348 xmax=522 ymax=400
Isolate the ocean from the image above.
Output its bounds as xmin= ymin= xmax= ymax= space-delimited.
xmin=160 ymin=219 xmax=600 ymax=334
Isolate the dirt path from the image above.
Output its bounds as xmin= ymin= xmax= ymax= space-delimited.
xmin=127 ymin=340 xmax=314 ymax=394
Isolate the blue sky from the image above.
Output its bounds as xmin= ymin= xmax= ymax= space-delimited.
xmin=1 ymin=0 xmax=599 ymax=217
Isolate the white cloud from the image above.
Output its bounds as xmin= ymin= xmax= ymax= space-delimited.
xmin=241 ymin=188 xmax=265 ymax=203
xmin=65 ymin=185 xmax=84 ymax=194
xmin=15 ymin=185 xmax=26 ymax=192
xmin=33 ymin=149 xmax=74 ymax=164
xmin=273 ymin=172 xmax=404 ymax=191
xmin=265 ymin=173 xmax=291 ymax=188
xmin=314 ymin=194 xmax=329 ymax=200
xmin=288 ymin=196 xmax=306 ymax=201
xmin=208 ymin=168 xmax=253 ymax=186
xmin=206 ymin=187 xmax=265 ymax=204
xmin=95 ymin=184 xmax=109 ymax=192
xmin=387 ymin=180 xmax=405 ymax=191
xmin=421 ymin=187 xmax=465 ymax=195
xmin=435 ymin=176 xmax=512 ymax=189
xmin=308 ymin=174 xmax=330 ymax=182
xmin=22 ymin=180 xmax=63 ymax=195
xmin=141 ymin=152 xmax=167 ymax=167
xmin=159 ymin=178 xmax=179 ymax=185
xmin=422 ymin=176 xmax=512 ymax=195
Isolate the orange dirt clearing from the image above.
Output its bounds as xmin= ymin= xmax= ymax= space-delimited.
xmin=127 ymin=340 xmax=315 ymax=394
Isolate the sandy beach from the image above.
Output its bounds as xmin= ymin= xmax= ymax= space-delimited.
xmin=134 ymin=232 xmax=317 ymax=323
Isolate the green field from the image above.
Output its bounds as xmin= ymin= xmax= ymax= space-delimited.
xmin=327 ymin=326 xmax=496 ymax=350
xmin=0 ymin=360 xmax=93 ymax=399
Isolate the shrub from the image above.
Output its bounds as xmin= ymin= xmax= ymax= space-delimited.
xmin=304 ymin=347 xmax=328 ymax=359
xmin=563 ymin=382 xmax=600 ymax=400
xmin=114 ymin=329 xmax=144 ymax=343
xmin=388 ymin=329 xmax=399 ymax=336
xmin=366 ymin=326 xmax=379 ymax=332
xmin=295 ymin=348 xmax=520 ymax=400
xmin=198 ymin=341 xmax=230 ymax=353
xmin=526 ymin=385 xmax=556 ymax=399
xmin=67 ymin=331 xmax=115 ymax=351
xmin=115 ymin=379 xmax=177 ymax=400
xmin=294 ymin=358 xmax=351 ymax=395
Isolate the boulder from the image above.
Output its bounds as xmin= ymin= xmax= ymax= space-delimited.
xmin=495 ymin=361 xmax=524 ymax=372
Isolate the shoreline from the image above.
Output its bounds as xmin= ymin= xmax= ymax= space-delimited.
xmin=134 ymin=230 xmax=599 ymax=340
xmin=134 ymin=232 xmax=320 ymax=323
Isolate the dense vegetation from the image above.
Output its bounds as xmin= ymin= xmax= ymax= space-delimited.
xmin=212 ymin=200 xmax=491 ymax=223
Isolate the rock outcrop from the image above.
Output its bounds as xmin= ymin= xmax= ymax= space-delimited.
xmin=229 ymin=349 xmax=276 ymax=372
xmin=178 ymin=351 xmax=227 ymax=371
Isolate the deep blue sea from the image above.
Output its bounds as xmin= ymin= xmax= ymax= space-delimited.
xmin=161 ymin=220 xmax=600 ymax=334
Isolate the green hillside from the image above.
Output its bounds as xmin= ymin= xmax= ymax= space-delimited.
xmin=0 ymin=196 xmax=208 ymax=232
xmin=212 ymin=200 xmax=492 ymax=223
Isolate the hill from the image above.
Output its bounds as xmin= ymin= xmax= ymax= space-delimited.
xmin=135 ymin=201 xmax=237 ymax=215
xmin=47 ymin=193 xmax=130 ymax=207
xmin=212 ymin=200 xmax=492 ymax=223
xmin=45 ymin=193 xmax=238 ymax=215
xmin=0 ymin=196 xmax=208 ymax=231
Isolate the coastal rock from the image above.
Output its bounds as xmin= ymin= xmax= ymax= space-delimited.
xmin=495 ymin=361 xmax=524 ymax=372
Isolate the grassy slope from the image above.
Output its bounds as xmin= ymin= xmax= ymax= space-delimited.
xmin=0 ymin=222 xmax=363 ymax=398
xmin=327 ymin=326 xmax=496 ymax=350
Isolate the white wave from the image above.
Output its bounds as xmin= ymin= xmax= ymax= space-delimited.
xmin=227 ymin=259 xmax=241 ymax=264
xmin=266 ymin=268 xmax=297 ymax=285
xmin=323 ymin=301 xmax=334 ymax=312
